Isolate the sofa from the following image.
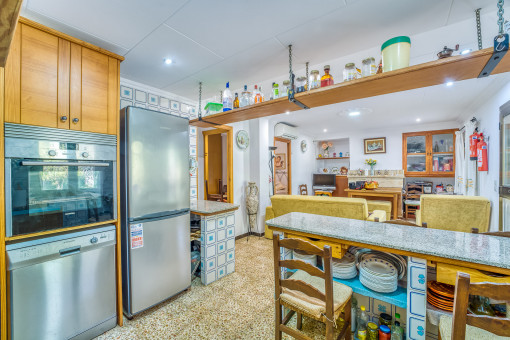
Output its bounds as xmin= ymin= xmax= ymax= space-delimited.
xmin=416 ymin=195 xmax=491 ymax=233
xmin=264 ymin=195 xmax=387 ymax=239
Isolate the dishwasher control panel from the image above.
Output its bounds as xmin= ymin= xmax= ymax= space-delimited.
xmin=6 ymin=227 xmax=116 ymax=269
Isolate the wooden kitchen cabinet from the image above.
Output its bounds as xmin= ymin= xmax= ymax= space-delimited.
xmin=4 ymin=18 xmax=122 ymax=134
xmin=403 ymin=129 xmax=457 ymax=177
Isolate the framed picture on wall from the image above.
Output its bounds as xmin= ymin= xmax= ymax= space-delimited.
xmin=364 ymin=137 xmax=386 ymax=154
xmin=275 ymin=153 xmax=286 ymax=170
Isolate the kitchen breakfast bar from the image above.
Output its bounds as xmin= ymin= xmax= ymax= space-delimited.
xmin=266 ymin=212 xmax=510 ymax=340
xmin=191 ymin=200 xmax=240 ymax=285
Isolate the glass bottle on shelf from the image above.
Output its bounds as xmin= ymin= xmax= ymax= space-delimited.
xmin=343 ymin=63 xmax=357 ymax=81
xmin=233 ymin=93 xmax=239 ymax=109
xmin=434 ymin=141 xmax=440 ymax=152
xmin=357 ymin=305 xmax=368 ymax=339
xmin=260 ymin=86 xmax=265 ymax=102
xmin=320 ymin=65 xmax=334 ymax=87
xmin=309 ymin=70 xmax=320 ymax=90
xmin=391 ymin=313 xmax=404 ymax=340
xmin=222 ymin=82 xmax=233 ymax=112
xmin=253 ymin=85 xmax=262 ymax=104
xmin=272 ymin=82 xmax=279 ymax=99
xmin=240 ymin=85 xmax=250 ymax=108
xmin=296 ymin=76 xmax=307 ymax=93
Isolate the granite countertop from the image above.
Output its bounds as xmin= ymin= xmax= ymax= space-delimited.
xmin=266 ymin=212 xmax=510 ymax=270
xmin=190 ymin=200 xmax=239 ymax=216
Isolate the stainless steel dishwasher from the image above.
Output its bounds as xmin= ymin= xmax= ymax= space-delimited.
xmin=7 ymin=225 xmax=117 ymax=340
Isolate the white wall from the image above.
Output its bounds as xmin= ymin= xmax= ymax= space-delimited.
xmin=460 ymin=80 xmax=510 ymax=231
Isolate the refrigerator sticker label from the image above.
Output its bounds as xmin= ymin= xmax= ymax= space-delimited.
xmin=131 ymin=224 xmax=143 ymax=249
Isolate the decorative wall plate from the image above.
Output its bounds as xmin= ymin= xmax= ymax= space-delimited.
xmin=301 ymin=140 xmax=308 ymax=152
xmin=236 ymin=130 xmax=249 ymax=150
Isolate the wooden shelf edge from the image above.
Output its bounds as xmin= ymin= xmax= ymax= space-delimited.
xmin=316 ymin=157 xmax=350 ymax=160
xmin=190 ymin=47 xmax=506 ymax=127
xmin=5 ymin=220 xmax=117 ymax=242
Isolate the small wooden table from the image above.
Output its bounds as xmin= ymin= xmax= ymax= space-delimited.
xmin=345 ymin=188 xmax=402 ymax=220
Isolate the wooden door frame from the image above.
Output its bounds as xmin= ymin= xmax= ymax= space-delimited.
xmin=274 ymin=137 xmax=292 ymax=195
xmin=203 ymin=125 xmax=233 ymax=203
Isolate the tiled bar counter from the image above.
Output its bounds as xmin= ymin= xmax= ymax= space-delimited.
xmin=266 ymin=212 xmax=510 ymax=340
xmin=191 ymin=200 xmax=240 ymax=285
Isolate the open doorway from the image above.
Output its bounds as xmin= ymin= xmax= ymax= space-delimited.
xmin=274 ymin=137 xmax=291 ymax=195
xmin=203 ymin=126 xmax=233 ymax=203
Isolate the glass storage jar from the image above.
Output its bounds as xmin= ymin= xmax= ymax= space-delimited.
xmin=309 ymin=70 xmax=320 ymax=90
xmin=362 ymin=58 xmax=377 ymax=77
xmin=343 ymin=63 xmax=357 ymax=81
xmin=281 ymin=80 xmax=291 ymax=98
xmin=296 ymin=76 xmax=307 ymax=93
xmin=320 ymin=65 xmax=334 ymax=87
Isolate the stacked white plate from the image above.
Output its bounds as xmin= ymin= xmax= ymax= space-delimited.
xmin=359 ymin=257 xmax=398 ymax=293
xmin=332 ymin=253 xmax=357 ymax=279
xmin=293 ymin=250 xmax=317 ymax=267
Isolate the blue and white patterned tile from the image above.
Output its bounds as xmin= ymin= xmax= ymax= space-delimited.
xmin=120 ymin=85 xmax=133 ymax=99
xmin=217 ymin=265 xmax=226 ymax=279
xmin=226 ymin=238 xmax=235 ymax=250
xmin=226 ymin=214 xmax=235 ymax=226
xmin=181 ymin=103 xmax=189 ymax=113
xmin=217 ymin=241 xmax=226 ymax=254
xmin=217 ymin=216 xmax=226 ymax=229
xmin=217 ymin=228 xmax=226 ymax=242
xmin=120 ymin=99 xmax=132 ymax=109
xmin=226 ymin=226 xmax=235 ymax=239
xmin=160 ymin=97 xmax=170 ymax=109
xmin=205 ymin=219 xmax=216 ymax=232
xmin=227 ymin=250 xmax=235 ymax=263
xmin=205 ymin=244 xmax=216 ymax=259
xmin=148 ymin=105 xmax=158 ymax=111
xmin=189 ymin=126 xmax=197 ymax=136
xmin=217 ymin=253 xmax=226 ymax=267
xmin=408 ymin=317 xmax=426 ymax=340
xmin=226 ymin=261 xmax=235 ymax=274
xmin=148 ymin=93 xmax=159 ymax=106
xmin=205 ymin=257 xmax=216 ymax=271
xmin=409 ymin=266 xmax=427 ymax=292
xmin=205 ymin=232 xmax=216 ymax=245
xmin=171 ymin=101 xmax=180 ymax=111
xmin=372 ymin=298 xmax=393 ymax=317
xmin=134 ymin=102 xmax=146 ymax=108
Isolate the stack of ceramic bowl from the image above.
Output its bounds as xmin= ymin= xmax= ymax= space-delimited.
xmin=352 ymin=248 xmax=407 ymax=280
xmin=293 ymin=250 xmax=317 ymax=267
xmin=359 ymin=257 xmax=398 ymax=293
xmin=332 ymin=253 xmax=357 ymax=279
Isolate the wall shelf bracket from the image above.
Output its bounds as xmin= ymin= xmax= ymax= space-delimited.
xmin=478 ymin=34 xmax=509 ymax=78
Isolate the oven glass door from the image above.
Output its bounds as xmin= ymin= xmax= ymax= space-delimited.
xmin=9 ymin=159 xmax=115 ymax=236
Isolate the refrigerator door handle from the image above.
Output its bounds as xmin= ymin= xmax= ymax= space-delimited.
xmin=129 ymin=209 xmax=190 ymax=223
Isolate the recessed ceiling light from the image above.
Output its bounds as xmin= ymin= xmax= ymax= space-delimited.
xmin=446 ymin=81 xmax=454 ymax=87
xmin=349 ymin=111 xmax=361 ymax=116
xmin=285 ymin=111 xmax=290 ymax=115
xmin=460 ymin=49 xmax=471 ymax=55
xmin=164 ymin=58 xmax=172 ymax=65
xmin=416 ymin=118 xmax=421 ymax=122
xmin=323 ymin=129 xmax=327 ymax=132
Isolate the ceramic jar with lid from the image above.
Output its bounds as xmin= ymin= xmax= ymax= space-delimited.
xmin=309 ymin=70 xmax=320 ymax=90
xmin=343 ymin=63 xmax=357 ymax=81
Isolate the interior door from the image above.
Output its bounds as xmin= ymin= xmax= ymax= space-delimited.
xmin=205 ymin=134 xmax=223 ymax=196
xmin=274 ymin=137 xmax=291 ymax=194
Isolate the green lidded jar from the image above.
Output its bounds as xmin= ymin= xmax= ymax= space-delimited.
xmin=381 ymin=36 xmax=411 ymax=72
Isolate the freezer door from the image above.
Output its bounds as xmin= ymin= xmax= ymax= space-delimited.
xmin=128 ymin=213 xmax=190 ymax=315
xmin=127 ymin=107 xmax=189 ymax=219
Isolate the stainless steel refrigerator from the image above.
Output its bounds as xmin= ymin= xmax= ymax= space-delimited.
xmin=120 ymin=107 xmax=190 ymax=317
xmin=501 ymin=101 xmax=510 ymax=231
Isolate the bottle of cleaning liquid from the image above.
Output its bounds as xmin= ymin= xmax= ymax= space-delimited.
xmin=357 ymin=305 xmax=368 ymax=340
xmin=222 ymin=82 xmax=233 ymax=112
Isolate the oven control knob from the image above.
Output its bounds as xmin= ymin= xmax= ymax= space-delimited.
xmin=82 ymin=152 xmax=89 ymax=158
xmin=90 ymin=236 xmax=98 ymax=244
xmin=48 ymin=150 xmax=56 ymax=157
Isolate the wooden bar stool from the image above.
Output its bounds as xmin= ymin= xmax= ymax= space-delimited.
xmin=273 ymin=235 xmax=352 ymax=340
xmin=438 ymin=272 xmax=510 ymax=340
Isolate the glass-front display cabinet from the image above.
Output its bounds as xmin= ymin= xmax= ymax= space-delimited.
xmin=403 ymin=129 xmax=456 ymax=177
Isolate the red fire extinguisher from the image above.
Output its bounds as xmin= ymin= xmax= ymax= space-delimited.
xmin=477 ymin=134 xmax=488 ymax=171
xmin=469 ymin=129 xmax=480 ymax=160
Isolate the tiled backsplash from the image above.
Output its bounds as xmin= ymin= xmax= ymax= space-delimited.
xmin=120 ymin=79 xmax=198 ymax=201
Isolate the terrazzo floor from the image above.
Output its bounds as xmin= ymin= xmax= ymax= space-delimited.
xmin=96 ymin=236 xmax=343 ymax=340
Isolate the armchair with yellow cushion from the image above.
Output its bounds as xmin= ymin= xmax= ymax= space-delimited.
xmin=264 ymin=195 xmax=387 ymax=239
xmin=416 ymin=194 xmax=491 ymax=233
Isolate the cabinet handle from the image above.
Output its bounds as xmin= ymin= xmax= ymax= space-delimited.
xmin=72 ymin=118 xmax=79 ymax=124
xmin=60 ymin=116 xmax=68 ymax=122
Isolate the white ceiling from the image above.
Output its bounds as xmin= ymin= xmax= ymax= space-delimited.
xmin=21 ymin=0 xmax=501 ymax=101
xmin=267 ymin=72 xmax=510 ymax=139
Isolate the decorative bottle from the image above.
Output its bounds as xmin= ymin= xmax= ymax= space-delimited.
xmin=222 ymin=82 xmax=233 ymax=111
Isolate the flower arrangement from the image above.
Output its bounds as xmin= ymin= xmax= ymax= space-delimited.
xmin=322 ymin=142 xmax=333 ymax=157
xmin=365 ymin=158 xmax=377 ymax=167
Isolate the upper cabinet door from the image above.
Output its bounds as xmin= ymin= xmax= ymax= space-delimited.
xmin=81 ymin=48 xmax=109 ymax=134
xmin=404 ymin=133 xmax=428 ymax=176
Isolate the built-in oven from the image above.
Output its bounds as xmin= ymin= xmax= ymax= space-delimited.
xmin=5 ymin=123 xmax=117 ymax=237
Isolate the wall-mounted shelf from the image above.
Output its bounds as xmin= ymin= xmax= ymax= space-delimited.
xmin=190 ymin=47 xmax=509 ymax=127
xmin=317 ymin=157 xmax=350 ymax=160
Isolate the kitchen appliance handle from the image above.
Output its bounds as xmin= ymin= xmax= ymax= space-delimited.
xmin=59 ymin=246 xmax=81 ymax=257
xmin=21 ymin=161 xmax=109 ymax=167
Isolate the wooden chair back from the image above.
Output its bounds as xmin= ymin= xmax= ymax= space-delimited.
xmin=299 ymin=184 xmax=308 ymax=195
xmin=273 ymin=235 xmax=336 ymax=339
xmin=451 ymin=272 xmax=510 ymax=339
